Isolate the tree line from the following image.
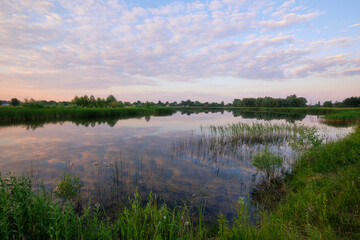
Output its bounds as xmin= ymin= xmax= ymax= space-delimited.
xmin=232 ymin=95 xmax=307 ymax=107
xmin=2 ymin=95 xmax=360 ymax=108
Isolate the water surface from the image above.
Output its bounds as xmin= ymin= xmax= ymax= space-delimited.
xmin=0 ymin=110 xmax=352 ymax=221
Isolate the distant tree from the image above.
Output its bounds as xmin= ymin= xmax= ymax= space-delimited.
xmin=22 ymin=98 xmax=44 ymax=108
xmin=144 ymin=101 xmax=152 ymax=108
xmin=255 ymin=97 xmax=263 ymax=107
xmin=323 ymin=101 xmax=333 ymax=107
xmin=242 ymin=98 xmax=256 ymax=107
xmin=108 ymin=101 xmax=118 ymax=108
xmin=286 ymin=95 xmax=297 ymax=107
xmin=194 ymin=101 xmax=202 ymax=106
xmin=286 ymin=95 xmax=307 ymax=107
xmin=106 ymin=95 xmax=117 ymax=104
xmin=49 ymin=100 xmax=57 ymax=106
xmin=169 ymin=101 xmax=177 ymax=106
xmin=233 ymin=99 xmax=243 ymax=107
xmin=334 ymin=101 xmax=344 ymax=108
xmin=343 ymin=96 xmax=360 ymax=107
xmin=117 ymin=101 xmax=124 ymax=107
xmin=10 ymin=98 xmax=21 ymax=106
xmin=297 ymin=97 xmax=307 ymax=107
xmin=96 ymin=97 xmax=105 ymax=108
xmin=89 ymin=95 xmax=96 ymax=108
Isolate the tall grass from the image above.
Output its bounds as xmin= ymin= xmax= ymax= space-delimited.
xmin=0 ymin=175 xmax=208 ymax=239
xmin=0 ymin=106 xmax=174 ymax=124
xmin=323 ymin=110 xmax=360 ymax=126
xmin=172 ymin=122 xmax=316 ymax=171
xmin=219 ymin=124 xmax=360 ymax=239
xmin=203 ymin=122 xmax=300 ymax=145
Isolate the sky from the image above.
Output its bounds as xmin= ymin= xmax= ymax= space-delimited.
xmin=0 ymin=0 xmax=359 ymax=104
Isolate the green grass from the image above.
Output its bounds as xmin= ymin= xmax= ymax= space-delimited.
xmin=172 ymin=122 xmax=302 ymax=162
xmin=220 ymin=124 xmax=360 ymax=239
xmin=324 ymin=110 xmax=360 ymax=126
xmin=0 ymin=106 xmax=174 ymax=124
xmin=0 ymin=175 xmax=208 ymax=239
xmin=175 ymin=106 xmax=358 ymax=115
xmin=203 ymin=122 xmax=301 ymax=145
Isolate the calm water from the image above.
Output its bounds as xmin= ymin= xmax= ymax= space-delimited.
xmin=0 ymin=110 xmax=353 ymax=221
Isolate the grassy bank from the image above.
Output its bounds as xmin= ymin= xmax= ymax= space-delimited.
xmin=324 ymin=110 xmax=360 ymax=126
xmin=175 ymin=106 xmax=360 ymax=115
xmin=0 ymin=106 xmax=174 ymax=124
xmin=0 ymin=175 xmax=208 ymax=239
xmin=221 ymin=124 xmax=360 ymax=239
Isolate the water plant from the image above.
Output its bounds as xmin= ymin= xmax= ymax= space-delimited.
xmin=172 ymin=122 xmax=302 ymax=168
xmin=54 ymin=172 xmax=84 ymax=200
xmin=251 ymin=147 xmax=284 ymax=181
xmin=203 ymin=122 xmax=300 ymax=145
xmin=288 ymin=124 xmax=324 ymax=155
xmin=323 ymin=110 xmax=360 ymax=126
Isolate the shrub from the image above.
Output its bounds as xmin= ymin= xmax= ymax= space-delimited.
xmin=288 ymin=124 xmax=324 ymax=154
xmin=54 ymin=172 xmax=84 ymax=200
xmin=252 ymin=147 xmax=284 ymax=181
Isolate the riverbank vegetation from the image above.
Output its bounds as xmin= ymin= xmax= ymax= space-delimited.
xmin=1 ymin=124 xmax=359 ymax=239
xmin=0 ymin=106 xmax=174 ymax=124
xmin=0 ymin=175 xmax=206 ymax=239
xmin=324 ymin=110 xmax=360 ymax=126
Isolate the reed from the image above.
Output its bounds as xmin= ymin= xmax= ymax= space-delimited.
xmin=203 ymin=122 xmax=300 ymax=145
xmin=219 ymin=124 xmax=360 ymax=239
xmin=0 ymin=106 xmax=174 ymax=124
xmin=325 ymin=110 xmax=360 ymax=122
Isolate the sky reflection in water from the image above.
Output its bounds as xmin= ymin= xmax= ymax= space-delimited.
xmin=0 ymin=111 xmax=353 ymax=221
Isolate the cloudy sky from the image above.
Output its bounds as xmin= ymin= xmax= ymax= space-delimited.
xmin=0 ymin=0 xmax=359 ymax=103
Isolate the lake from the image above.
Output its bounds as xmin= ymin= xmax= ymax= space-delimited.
xmin=0 ymin=110 xmax=353 ymax=221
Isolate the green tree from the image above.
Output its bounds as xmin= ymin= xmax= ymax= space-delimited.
xmin=323 ymin=101 xmax=333 ymax=107
xmin=233 ymin=99 xmax=243 ymax=107
xmin=106 ymin=95 xmax=117 ymax=104
xmin=89 ymin=95 xmax=96 ymax=108
xmin=242 ymin=98 xmax=256 ymax=107
xmin=10 ymin=98 xmax=21 ymax=106
xmin=343 ymin=96 xmax=360 ymax=107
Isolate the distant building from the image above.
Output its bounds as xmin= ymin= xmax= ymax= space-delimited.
xmin=1 ymin=101 xmax=10 ymax=106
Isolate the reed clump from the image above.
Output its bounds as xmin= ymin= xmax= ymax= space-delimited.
xmin=203 ymin=122 xmax=300 ymax=145
xmin=323 ymin=110 xmax=360 ymax=126
xmin=0 ymin=106 xmax=174 ymax=124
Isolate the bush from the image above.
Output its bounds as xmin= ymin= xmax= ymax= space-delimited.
xmin=288 ymin=124 xmax=324 ymax=154
xmin=54 ymin=172 xmax=84 ymax=200
xmin=252 ymin=147 xmax=284 ymax=181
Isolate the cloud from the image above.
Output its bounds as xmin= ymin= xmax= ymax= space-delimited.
xmin=0 ymin=0 xmax=358 ymax=93
xmin=348 ymin=23 xmax=360 ymax=28
xmin=287 ymin=55 xmax=360 ymax=78
xmin=311 ymin=37 xmax=357 ymax=48
xmin=259 ymin=11 xmax=323 ymax=31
